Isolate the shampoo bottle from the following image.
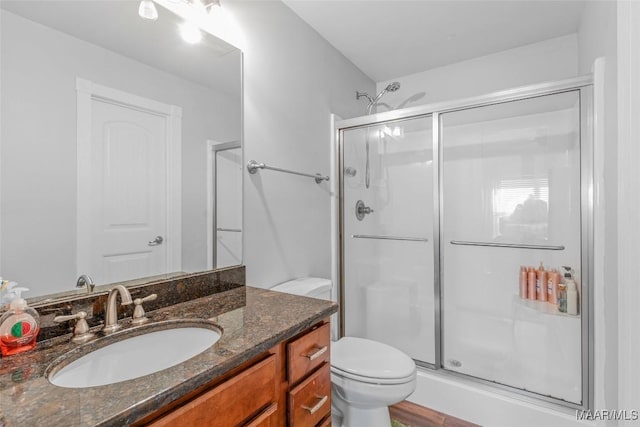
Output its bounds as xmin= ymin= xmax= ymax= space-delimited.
xmin=536 ymin=262 xmax=548 ymax=302
xmin=548 ymin=270 xmax=560 ymax=305
xmin=0 ymin=287 xmax=40 ymax=356
xmin=519 ymin=266 xmax=527 ymax=298
xmin=558 ymin=283 xmax=567 ymax=313
xmin=527 ymin=267 xmax=536 ymax=299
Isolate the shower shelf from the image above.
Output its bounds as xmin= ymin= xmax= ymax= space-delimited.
xmin=513 ymin=295 xmax=579 ymax=318
xmin=450 ymin=241 xmax=565 ymax=251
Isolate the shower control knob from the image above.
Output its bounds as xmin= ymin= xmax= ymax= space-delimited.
xmin=355 ymin=200 xmax=374 ymax=221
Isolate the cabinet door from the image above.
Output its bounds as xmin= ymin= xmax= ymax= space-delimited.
xmin=150 ymin=355 xmax=276 ymax=427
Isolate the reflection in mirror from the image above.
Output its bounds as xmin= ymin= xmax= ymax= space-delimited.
xmin=0 ymin=1 xmax=242 ymax=298
xmin=209 ymin=141 xmax=242 ymax=269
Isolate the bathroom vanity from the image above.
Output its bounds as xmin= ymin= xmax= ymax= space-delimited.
xmin=138 ymin=320 xmax=331 ymax=426
xmin=0 ymin=282 xmax=337 ymax=426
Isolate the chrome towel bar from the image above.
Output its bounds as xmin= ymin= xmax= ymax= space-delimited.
xmin=247 ymin=160 xmax=329 ymax=184
xmin=450 ymin=240 xmax=565 ymax=250
xmin=352 ymin=234 xmax=429 ymax=242
xmin=216 ymin=228 xmax=242 ymax=233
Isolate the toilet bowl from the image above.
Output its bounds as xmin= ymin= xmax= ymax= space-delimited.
xmin=271 ymin=277 xmax=417 ymax=427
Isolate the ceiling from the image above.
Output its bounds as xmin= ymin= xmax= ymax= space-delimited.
xmin=282 ymin=0 xmax=586 ymax=82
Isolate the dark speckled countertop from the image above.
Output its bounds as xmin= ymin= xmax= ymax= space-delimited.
xmin=0 ymin=286 xmax=338 ymax=427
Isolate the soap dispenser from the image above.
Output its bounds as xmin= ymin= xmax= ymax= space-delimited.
xmin=561 ymin=266 xmax=579 ymax=316
xmin=0 ymin=287 xmax=40 ymax=356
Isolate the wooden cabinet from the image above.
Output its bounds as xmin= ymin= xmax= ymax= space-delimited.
xmin=138 ymin=319 xmax=331 ymax=427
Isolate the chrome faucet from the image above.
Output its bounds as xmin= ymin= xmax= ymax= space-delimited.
xmin=103 ymin=285 xmax=133 ymax=333
xmin=76 ymin=274 xmax=95 ymax=293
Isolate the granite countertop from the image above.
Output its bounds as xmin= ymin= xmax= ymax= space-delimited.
xmin=0 ymin=286 xmax=338 ymax=427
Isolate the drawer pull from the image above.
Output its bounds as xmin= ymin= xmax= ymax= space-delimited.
xmin=302 ymin=395 xmax=328 ymax=415
xmin=305 ymin=346 xmax=328 ymax=361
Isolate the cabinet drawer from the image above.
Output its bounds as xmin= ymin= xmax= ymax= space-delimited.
xmin=287 ymin=322 xmax=330 ymax=384
xmin=288 ymin=363 xmax=331 ymax=427
xmin=150 ymin=354 xmax=276 ymax=427
xmin=318 ymin=416 xmax=331 ymax=427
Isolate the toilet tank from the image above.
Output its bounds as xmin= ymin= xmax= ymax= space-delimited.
xmin=271 ymin=277 xmax=332 ymax=301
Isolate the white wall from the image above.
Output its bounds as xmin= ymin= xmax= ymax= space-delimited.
xmin=616 ymin=1 xmax=640 ymax=424
xmin=0 ymin=11 xmax=239 ymax=295
xmin=221 ymin=0 xmax=375 ymax=287
xmin=376 ymin=34 xmax=578 ymax=110
xmin=578 ymin=0 xmax=619 ymax=421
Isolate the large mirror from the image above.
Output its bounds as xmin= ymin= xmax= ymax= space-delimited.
xmin=0 ymin=0 xmax=243 ymax=299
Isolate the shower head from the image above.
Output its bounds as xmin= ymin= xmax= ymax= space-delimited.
xmin=358 ymin=82 xmax=402 ymax=115
xmin=385 ymin=82 xmax=401 ymax=92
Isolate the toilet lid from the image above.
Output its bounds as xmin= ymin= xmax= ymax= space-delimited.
xmin=331 ymin=337 xmax=416 ymax=382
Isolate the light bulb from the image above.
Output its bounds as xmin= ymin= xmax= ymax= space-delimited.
xmin=180 ymin=21 xmax=203 ymax=44
xmin=138 ymin=0 xmax=158 ymax=21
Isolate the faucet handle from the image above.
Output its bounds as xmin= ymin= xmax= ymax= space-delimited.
xmin=54 ymin=311 xmax=95 ymax=343
xmin=131 ymin=293 xmax=157 ymax=325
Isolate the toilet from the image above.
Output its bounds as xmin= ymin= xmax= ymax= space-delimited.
xmin=271 ymin=277 xmax=417 ymax=427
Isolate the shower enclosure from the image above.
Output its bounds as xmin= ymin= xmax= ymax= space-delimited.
xmin=336 ymin=77 xmax=593 ymax=409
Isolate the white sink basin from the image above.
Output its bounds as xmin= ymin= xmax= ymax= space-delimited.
xmin=48 ymin=323 xmax=221 ymax=388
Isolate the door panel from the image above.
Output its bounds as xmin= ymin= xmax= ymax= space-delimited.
xmin=215 ymin=146 xmax=242 ymax=268
xmin=342 ymin=116 xmax=435 ymax=365
xmin=441 ymin=91 xmax=582 ymax=403
xmin=90 ymin=100 xmax=167 ymax=284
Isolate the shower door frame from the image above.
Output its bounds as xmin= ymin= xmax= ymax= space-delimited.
xmin=335 ymin=75 xmax=594 ymax=410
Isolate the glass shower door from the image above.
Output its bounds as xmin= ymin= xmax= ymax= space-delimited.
xmin=440 ymin=91 xmax=583 ymax=403
xmin=342 ymin=115 xmax=435 ymax=365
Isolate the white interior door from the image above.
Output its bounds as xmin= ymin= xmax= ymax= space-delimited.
xmin=77 ymin=79 xmax=181 ymax=286
xmin=88 ymin=100 xmax=168 ymax=284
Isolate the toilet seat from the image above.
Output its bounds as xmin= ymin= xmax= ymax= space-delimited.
xmin=331 ymin=337 xmax=416 ymax=385
xmin=331 ymin=365 xmax=415 ymax=385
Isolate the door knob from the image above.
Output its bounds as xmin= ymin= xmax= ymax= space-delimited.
xmin=148 ymin=235 xmax=164 ymax=246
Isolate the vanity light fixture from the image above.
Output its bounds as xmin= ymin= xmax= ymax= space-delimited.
xmin=178 ymin=0 xmax=220 ymax=44
xmin=138 ymin=0 xmax=222 ymax=44
xmin=138 ymin=0 xmax=158 ymax=21
xmin=180 ymin=21 xmax=203 ymax=44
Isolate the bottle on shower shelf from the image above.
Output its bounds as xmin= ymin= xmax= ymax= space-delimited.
xmin=558 ymin=283 xmax=567 ymax=313
xmin=536 ymin=262 xmax=548 ymax=302
xmin=547 ymin=270 xmax=561 ymax=305
xmin=519 ymin=266 xmax=527 ymax=299
xmin=562 ymin=266 xmax=579 ymax=315
xmin=527 ymin=267 xmax=537 ymax=300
